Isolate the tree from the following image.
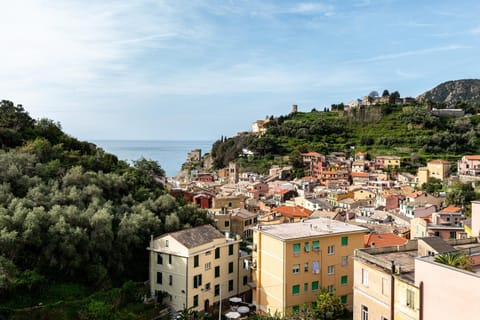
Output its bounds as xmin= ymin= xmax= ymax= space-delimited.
xmin=133 ymin=158 xmax=165 ymax=178
xmin=434 ymin=252 xmax=473 ymax=271
xmin=315 ymin=289 xmax=345 ymax=319
xmin=421 ymin=177 xmax=442 ymax=194
xmin=389 ymin=91 xmax=400 ymax=104
xmin=382 ymin=89 xmax=390 ymax=97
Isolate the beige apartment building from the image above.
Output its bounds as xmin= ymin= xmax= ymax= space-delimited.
xmin=352 ymin=237 xmax=475 ymax=320
xmin=148 ymin=225 xmax=250 ymax=312
xmin=252 ymin=219 xmax=368 ymax=317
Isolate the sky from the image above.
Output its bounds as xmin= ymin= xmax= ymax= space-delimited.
xmin=1 ymin=0 xmax=479 ymax=141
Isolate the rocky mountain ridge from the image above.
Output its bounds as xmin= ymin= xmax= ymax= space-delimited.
xmin=416 ymin=79 xmax=480 ymax=105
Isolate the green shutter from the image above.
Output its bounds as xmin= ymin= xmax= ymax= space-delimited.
xmin=341 ymin=275 xmax=348 ymax=285
xmin=341 ymin=236 xmax=348 ymax=246
xmin=312 ymin=281 xmax=319 ymax=291
xmin=292 ymin=285 xmax=300 ymax=295
xmin=293 ymin=243 xmax=301 ymax=253
xmin=341 ymin=295 xmax=347 ymax=304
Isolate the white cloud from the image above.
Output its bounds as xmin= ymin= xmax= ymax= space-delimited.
xmin=351 ymin=45 xmax=470 ymax=63
xmin=471 ymin=25 xmax=480 ymax=34
xmin=289 ymin=2 xmax=335 ymax=16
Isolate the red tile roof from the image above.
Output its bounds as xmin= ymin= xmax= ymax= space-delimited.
xmin=364 ymin=233 xmax=408 ymax=248
xmin=464 ymin=155 xmax=480 ymax=160
xmin=407 ymin=191 xmax=426 ymax=198
xmin=352 ymin=172 xmax=369 ymax=178
xmin=428 ymin=159 xmax=450 ymax=164
xmin=439 ymin=205 xmax=462 ymax=213
xmin=272 ymin=205 xmax=313 ymax=218
xmin=302 ymin=152 xmax=322 ymax=157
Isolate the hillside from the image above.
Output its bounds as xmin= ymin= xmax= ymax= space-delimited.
xmin=416 ymin=79 xmax=480 ymax=105
xmin=0 ymin=100 xmax=210 ymax=319
xmin=211 ymin=95 xmax=480 ymax=176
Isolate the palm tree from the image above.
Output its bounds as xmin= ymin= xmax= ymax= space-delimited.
xmin=434 ymin=252 xmax=473 ymax=271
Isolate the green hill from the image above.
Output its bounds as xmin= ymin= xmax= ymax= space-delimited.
xmin=212 ymin=100 xmax=480 ymax=175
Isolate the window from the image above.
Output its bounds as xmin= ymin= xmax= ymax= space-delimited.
xmin=214 ymin=284 xmax=220 ymax=296
xmin=293 ymin=243 xmax=301 ymax=255
xmin=327 ymin=265 xmax=334 ymax=275
xmin=312 ymin=240 xmax=320 ymax=251
xmin=205 ymin=262 xmax=211 ymax=270
xmin=193 ymin=274 xmax=202 ymax=288
xmin=327 ymin=285 xmax=334 ymax=294
xmin=193 ymin=295 xmax=198 ymax=307
xmin=224 ymin=220 xmax=230 ymax=227
xmin=304 ymin=262 xmax=309 ymax=272
xmin=157 ymin=254 xmax=163 ymax=265
xmin=304 ymin=242 xmax=310 ymax=252
xmin=243 ymin=276 xmax=248 ymax=285
xmin=229 ymin=244 xmax=234 ymax=255
xmin=205 ymin=282 xmax=211 ymax=291
xmin=341 ymin=237 xmax=348 ymax=246
xmin=168 ymin=254 xmax=172 ymax=264
xmin=327 ymin=245 xmax=335 ymax=255
xmin=362 ymin=268 xmax=369 ymax=286
xmin=341 ymin=256 xmax=348 ymax=266
xmin=340 ymin=295 xmax=347 ymax=304
xmin=341 ymin=275 xmax=348 ymax=285
xmin=292 ymin=264 xmax=300 ymax=274
xmin=215 ymin=266 xmax=220 ymax=278
xmin=156 ymin=272 xmax=162 ymax=284
xmin=165 ymin=239 xmax=169 ymax=247
xmin=304 ymin=283 xmax=308 ymax=292
xmin=361 ymin=305 xmax=368 ymax=320
xmin=406 ymin=289 xmax=414 ymax=309
xmin=449 ymin=231 xmax=456 ymax=239
xmin=229 ymin=262 xmax=234 ymax=274
xmin=312 ymin=261 xmax=320 ymax=274
xmin=194 ymin=255 xmax=199 ymax=268
xmin=215 ymin=247 xmax=220 ymax=259
xmin=312 ymin=281 xmax=319 ymax=291
xmin=229 ymin=279 xmax=234 ymax=292
xmin=292 ymin=285 xmax=300 ymax=295
xmin=382 ymin=278 xmax=388 ymax=296
xmin=169 ymin=275 xmax=173 ymax=286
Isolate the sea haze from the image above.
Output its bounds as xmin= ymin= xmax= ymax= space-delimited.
xmin=93 ymin=140 xmax=214 ymax=177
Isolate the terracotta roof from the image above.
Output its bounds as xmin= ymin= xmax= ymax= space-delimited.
xmin=168 ymin=225 xmax=224 ymax=248
xmin=407 ymin=191 xmax=426 ymax=198
xmin=352 ymin=172 xmax=369 ymax=177
xmin=364 ymin=233 xmax=408 ymax=248
xmin=464 ymin=155 xmax=480 ymax=160
xmin=428 ymin=159 xmax=450 ymax=164
xmin=439 ymin=205 xmax=462 ymax=213
xmin=272 ymin=205 xmax=313 ymax=218
xmin=302 ymin=152 xmax=322 ymax=157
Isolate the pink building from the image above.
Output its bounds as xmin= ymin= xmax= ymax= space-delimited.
xmin=415 ymin=252 xmax=480 ymax=318
xmin=457 ymin=155 xmax=480 ymax=176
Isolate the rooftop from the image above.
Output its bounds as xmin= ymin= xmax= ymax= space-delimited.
xmin=257 ymin=218 xmax=368 ymax=240
xmin=364 ymin=233 xmax=408 ymax=248
xmin=167 ymin=224 xmax=225 ymax=248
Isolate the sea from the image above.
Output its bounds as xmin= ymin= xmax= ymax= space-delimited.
xmin=93 ymin=140 xmax=214 ymax=178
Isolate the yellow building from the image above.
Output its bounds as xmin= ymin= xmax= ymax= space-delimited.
xmin=148 ymin=225 xmax=250 ymax=312
xmin=426 ymin=159 xmax=451 ymax=181
xmin=252 ymin=219 xmax=367 ymax=317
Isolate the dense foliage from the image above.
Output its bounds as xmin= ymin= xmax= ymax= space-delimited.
xmin=211 ymin=102 xmax=480 ymax=175
xmin=0 ymin=100 xmax=211 ymax=299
